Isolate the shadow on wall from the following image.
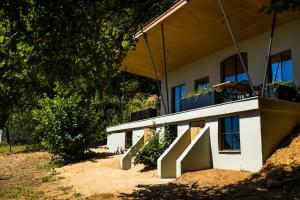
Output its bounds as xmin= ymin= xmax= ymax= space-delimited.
xmin=119 ymin=165 xmax=300 ymax=200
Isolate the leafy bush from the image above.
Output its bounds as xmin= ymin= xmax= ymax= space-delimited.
xmin=133 ymin=125 xmax=171 ymax=167
xmin=127 ymin=93 xmax=159 ymax=112
xmin=33 ymin=86 xmax=100 ymax=163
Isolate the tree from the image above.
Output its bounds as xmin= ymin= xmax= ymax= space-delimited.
xmin=262 ymin=0 xmax=300 ymax=13
xmin=0 ymin=0 xmax=175 ymax=158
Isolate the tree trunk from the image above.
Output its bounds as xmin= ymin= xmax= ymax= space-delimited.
xmin=5 ymin=127 xmax=11 ymax=152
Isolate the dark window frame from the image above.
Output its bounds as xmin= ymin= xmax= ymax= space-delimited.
xmin=220 ymin=53 xmax=248 ymax=83
xmin=268 ymin=49 xmax=293 ymax=83
xmin=125 ymin=131 xmax=133 ymax=148
xmin=168 ymin=124 xmax=178 ymax=142
xmin=171 ymin=84 xmax=186 ymax=113
xmin=194 ymin=76 xmax=209 ymax=90
xmin=219 ymin=116 xmax=241 ymax=152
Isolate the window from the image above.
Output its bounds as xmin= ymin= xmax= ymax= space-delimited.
xmin=195 ymin=76 xmax=209 ymax=90
xmin=270 ymin=50 xmax=293 ymax=82
xmin=220 ymin=116 xmax=240 ymax=151
xmin=168 ymin=124 xmax=178 ymax=142
xmin=221 ymin=53 xmax=248 ymax=82
xmin=125 ymin=131 xmax=133 ymax=148
xmin=172 ymin=84 xmax=186 ymax=113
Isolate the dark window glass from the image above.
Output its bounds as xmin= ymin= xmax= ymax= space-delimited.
xmin=168 ymin=124 xmax=178 ymax=142
xmin=195 ymin=77 xmax=209 ymax=90
xmin=172 ymin=84 xmax=186 ymax=113
xmin=220 ymin=116 xmax=240 ymax=151
xmin=270 ymin=50 xmax=293 ymax=82
xmin=125 ymin=131 xmax=133 ymax=148
xmin=221 ymin=53 xmax=248 ymax=82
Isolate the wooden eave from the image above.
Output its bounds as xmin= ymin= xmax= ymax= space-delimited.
xmin=122 ymin=0 xmax=300 ymax=79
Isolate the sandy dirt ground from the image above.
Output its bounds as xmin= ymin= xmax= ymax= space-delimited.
xmin=176 ymin=169 xmax=252 ymax=188
xmin=1 ymin=129 xmax=299 ymax=199
xmin=57 ymin=148 xmax=172 ymax=197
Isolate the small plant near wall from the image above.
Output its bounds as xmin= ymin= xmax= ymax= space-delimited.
xmin=133 ymin=124 xmax=171 ymax=167
xmin=128 ymin=93 xmax=159 ymax=121
xmin=181 ymin=85 xmax=222 ymax=111
xmin=266 ymin=81 xmax=300 ymax=102
xmin=182 ymin=85 xmax=220 ymax=100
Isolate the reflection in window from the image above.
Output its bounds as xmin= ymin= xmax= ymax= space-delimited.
xmin=220 ymin=116 xmax=240 ymax=151
xmin=172 ymin=84 xmax=186 ymax=113
xmin=270 ymin=50 xmax=293 ymax=82
xmin=195 ymin=77 xmax=209 ymax=90
xmin=221 ymin=53 xmax=248 ymax=82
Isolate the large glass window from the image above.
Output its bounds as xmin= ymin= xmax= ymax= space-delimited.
xmin=220 ymin=116 xmax=240 ymax=151
xmin=221 ymin=53 xmax=248 ymax=82
xmin=172 ymin=84 xmax=186 ymax=113
xmin=270 ymin=50 xmax=293 ymax=82
xmin=194 ymin=76 xmax=209 ymax=90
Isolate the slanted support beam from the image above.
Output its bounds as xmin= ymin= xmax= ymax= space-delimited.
xmin=218 ymin=0 xmax=255 ymax=95
xmin=161 ymin=23 xmax=170 ymax=114
xmin=143 ymin=33 xmax=168 ymax=114
xmin=261 ymin=12 xmax=277 ymax=97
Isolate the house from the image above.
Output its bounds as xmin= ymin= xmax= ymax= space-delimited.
xmin=106 ymin=0 xmax=300 ymax=178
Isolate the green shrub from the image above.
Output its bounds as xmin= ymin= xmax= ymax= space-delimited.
xmin=32 ymin=86 xmax=100 ymax=163
xmin=133 ymin=125 xmax=171 ymax=167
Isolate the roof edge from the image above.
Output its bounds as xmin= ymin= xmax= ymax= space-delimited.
xmin=134 ymin=0 xmax=189 ymax=38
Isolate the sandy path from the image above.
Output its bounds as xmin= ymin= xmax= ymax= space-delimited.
xmin=57 ymin=150 xmax=172 ymax=197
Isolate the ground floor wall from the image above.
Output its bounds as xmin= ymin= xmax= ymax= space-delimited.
xmin=132 ymin=129 xmax=144 ymax=145
xmin=107 ymin=98 xmax=300 ymax=175
xmin=260 ymin=99 xmax=300 ymax=161
xmin=208 ymin=111 xmax=263 ymax=172
xmin=107 ymin=132 xmax=126 ymax=153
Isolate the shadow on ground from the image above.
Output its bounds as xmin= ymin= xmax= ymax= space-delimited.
xmin=119 ymin=165 xmax=300 ymax=199
xmin=120 ymin=130 xmax=300 ymax=200
xmin=54 ymin=151 xmax=117 ymax=167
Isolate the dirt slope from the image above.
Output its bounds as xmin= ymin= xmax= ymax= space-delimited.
xmin=122 ymin=129 xmax=300 ymax=199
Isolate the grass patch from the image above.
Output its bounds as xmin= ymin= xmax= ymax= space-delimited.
xmin=0 ymin=144 xmax=38 ymax=154
xmin=73 ymin=191 xmax=82 ymax=198
xmin=59 ymin=186 xmax=73 ymax=195
xmin=36 ymin=162 xmax=56 ymax=171
xmin=0 ymin=185 xmax=45 ymax=200
xmin=42 ymin=174 xmax=64 ymax=182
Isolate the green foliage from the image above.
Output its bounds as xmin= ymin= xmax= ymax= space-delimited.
xmin=0 ymin=144 xmax=36 ymax=154
xmin=183 ymin=85 xmax=220 ymax=99
xmin=134 ymin=125 xmax=171 ymax=167
xmin=127 ymin=93 xmax=159 ymax=113
xmin=32 ymin=85 xmax=101 ymax=163
xmin=262 ymin=0 xmax=300 ymax=14
xmin=0 ymin=0 xmax=175 ymax=162
xmin=0 ymin=186 xmax=45 ymax=200
xmin=270 ymin=81 xmax=297 ymax=88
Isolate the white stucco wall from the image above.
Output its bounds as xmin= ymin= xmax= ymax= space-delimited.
xmin=132 ymin=129 xmax=144 ymax=145
xmin=209 ymin=111 xmax=263 ymax=172
xmin=177 ymin=121 xmax=189 ymax=137
xmin=107 ymin=132 xmax=126 ymax=153
xmin=260 ymin=99 xmax=300 ymax=160
xmin=161 ymin=18 xmax=300 ymax=115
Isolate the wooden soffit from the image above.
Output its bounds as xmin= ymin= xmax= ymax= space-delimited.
xmin=123 ymin=0 xmax=300 ymax=79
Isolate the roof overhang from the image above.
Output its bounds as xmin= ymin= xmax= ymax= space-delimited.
xmin=123 ymin=0 xmax=300 ymax=79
